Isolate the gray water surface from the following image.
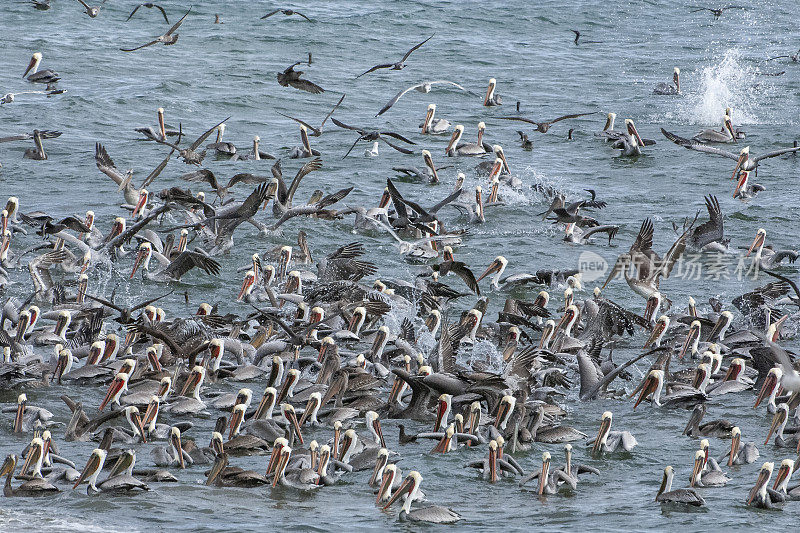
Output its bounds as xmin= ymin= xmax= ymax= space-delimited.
xmin=2 ymin=1 xmax=800 ymax=531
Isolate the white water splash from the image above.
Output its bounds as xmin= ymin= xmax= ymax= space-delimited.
xmin=685 ymin=49 xmax=766 ymax=125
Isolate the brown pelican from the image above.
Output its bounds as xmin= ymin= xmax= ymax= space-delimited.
xmin=205 ymin=124 xmax=237 ymax=156
xmin=22 ymin=52 xmax=59 ymax=84
xmin=690 ymin=446 xmax=730 ymax=487
xmin=445 ymin=125 xmax=486 ymax=156
xmin=529 ymin=407 xmax=587 ymax=443
xmin=483 ymin=78 xmax=501 ymax=106
xmin=99 ymin=372 xmax=130 ymax=410
xmin=634 ymin=369 xmax=707 ymax=409
xmin=166 ymin=366 xmax=207 ymax=415
xmin=271 ymin=446 xmax=320 ymax=490
xmin=655 ymin=466 xmax=705 ymax=505
xmin=747 ymin=462 xmax=778 ymax=508
xmin=745 ymin=228 xmax=798 ymax=269
xmin=733 ymin=170 xmax=765 ymax=199
xmin=693 ymin=114 xmax=737 ymax=143
xmin=22 ymin=130 xmax=47 ymax=160
xmin=718 ymin=427 xmax=759 ymax=465
xmin=289 ymin=125 xmax=321 ymax=158
xmin=644 ymin=315 xmax=670 ymax=348
xmin=764 ymin=403 xmax=800 ymax=449
xmin=653 ymin=67 xmax=681 ymax=95
xmin=127 ymin=3 xmax=170 ymax=23
xmin=754 ymin=367 xmax=782 ymax=414
xmin=499 ymin=112 xmax=596 ymax=133
xmin=420 ymin=104 xmax=450 ymax=135
xmin=1 ymin=453 xmax=58 ymax=496
xmin=260 ymin=8 xmax=311 ymax=21
xmin=772 ymin=459 xmax=800 ymax=500
xmin=356 ymin=34 xmax=434 ymax=78
xmin=383 ymin=471 xmax=461 ymax=523
xmin=520 ymin=451 xmax=574 ymax=494
xmin=661 ymin=132 xmax=800 ymax=174
xmin=130 ymin=241 xmax=221 ymax=282
xmin=589 ymin=411 xmax=637 ymax=454
xmin=376 ymin=80 xmax=467 ymax=116
xmin=120 ymin=6 xmax=191 ymax=51
xmin=603 ymin=218 xmax=690 ymax=300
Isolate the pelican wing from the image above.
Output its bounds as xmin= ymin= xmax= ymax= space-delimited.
xmin=547 ymin=111 xmax=597 ymax=124
xmin=320 ymin=94 xmax=345 ymax=129
xmin=189 ymin=117 xmax=231 ymax=151
xmin=287 ymin=158 xmax=323 ymax=204
xmin=690 ymin=195 xmax=724 ymax=249
xmin=94 ymin=143 xmax=128 ymax=186
xmin=752 ymin=144 xmax=800 ymax=162
xmin=162 ymin=251 xmax=221 ymax=279
xmin=661 ymin=128 xmax=739 ymax=160
xmin=141 ymin=148 xmax=174 ymax=188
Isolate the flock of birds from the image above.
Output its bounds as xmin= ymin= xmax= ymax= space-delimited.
xmin=3 ymin=1 xmax=800 ymax=526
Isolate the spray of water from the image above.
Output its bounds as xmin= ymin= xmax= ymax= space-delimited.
xmin=686 ymin=49 xmax=766 ymax=125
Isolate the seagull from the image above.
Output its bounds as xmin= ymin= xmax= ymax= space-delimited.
xmin=1 ymin=89 xmax=64 ymax=105
xmin=356 ymin=34 xmax=434 ymax=78
xmin=277 ymin=62 xmax=324 ymax=94
xmin=75 ymin=0 xmax=99 ymax=18
xmin=126 ymin=3 xmax=170 ymax=24
xmin=331 ymin=118 xmax=416 ymax=158
xmin=277 ymin=94 xmax=345 ymax=136
xmin=375 ymin=80 xmax=467 ymax=116
xmin=260 ymin=8 xmax=311 ymax=21
xmin=499 ymin=112 xmax=596 ymax=133
xmin=120 ymin=6 xmax=191 ymax=52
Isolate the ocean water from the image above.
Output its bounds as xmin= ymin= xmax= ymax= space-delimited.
xmin=1 ymin=1 xmax=799 ymax=530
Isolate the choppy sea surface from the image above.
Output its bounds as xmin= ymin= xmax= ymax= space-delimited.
xmin=1 ymin=1 xmax=800 ymax=531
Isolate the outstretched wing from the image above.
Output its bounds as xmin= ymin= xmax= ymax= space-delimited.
xmin=401 ymin=34 xmax=434 ymax=62
xmin=165 ymin=6 xmax=191 ymax=36
xmin=661 ymin=128 xmax=739 ymax=160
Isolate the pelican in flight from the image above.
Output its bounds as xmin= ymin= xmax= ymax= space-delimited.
xmin=661 ymin=131 xmax=800 ymax=175
xmin=22 ymin=52 xmax=59 ymax=84
xmin=653 ymin=67 xmax=681 ymax=95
